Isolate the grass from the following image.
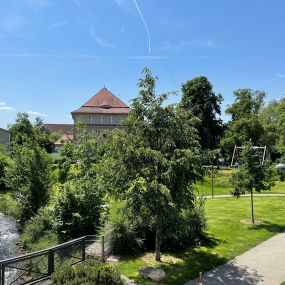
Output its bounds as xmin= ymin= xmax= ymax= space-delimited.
xmin=0 ymin=189 xmax=21 ymax=219
xmin=116 ymin=196 xmax=285 ymax=285
xmin=196 ymin=169 xmax=285 ymax=196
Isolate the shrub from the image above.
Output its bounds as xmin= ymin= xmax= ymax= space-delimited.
xmin=101 ymin=201 xmax=143 ymax=255
xmin=161 ymin=198 xmax=207 ymax=251
xmin=0 ymin=192 xmax=21 ymax=219
xmin=21 ymin=207 xmax=58 ymax=250
xmin=55 ymin=176 xmax=104 ymax=240
xmin=51 ymin=259 xmax=123 ymax=285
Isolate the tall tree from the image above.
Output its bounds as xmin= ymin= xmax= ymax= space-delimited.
xmin=100 ymin=68 xmax=203 ymax=261
xmin=5 ymin=145 xmax=52 ymax=221
xmin=220 ymin=89 xmax=265 ymax=154
xmin=231 ymin=141 xmax=274 ymax=224
xmin=181 ymin=76 xmax=223 ymax=150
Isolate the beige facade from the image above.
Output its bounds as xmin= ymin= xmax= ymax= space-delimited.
xmin=71 ymin=88 xmax=130 ymax=138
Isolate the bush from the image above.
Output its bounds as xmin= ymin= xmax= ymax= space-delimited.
xmin=51 ymin=259 xmax=123 ymax=285
xmin=55 ymin=176 xmax=104 ymax=240
xmin=101 ymin=202 xmax=143 ymax=255
xmin=0 ymin=192 xmax=21 ymax=219
xmin=162 ymin=198 xmax=207 ymax=251
xmin=21 ymin=207 xmax=58 ymax=250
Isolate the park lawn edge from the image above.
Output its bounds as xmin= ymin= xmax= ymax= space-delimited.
xmin=116 ymin=196 xmax=285 ymax=285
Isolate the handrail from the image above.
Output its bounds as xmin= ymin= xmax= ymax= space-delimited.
xmin=0 ymin=235 xmax=98 ymax=285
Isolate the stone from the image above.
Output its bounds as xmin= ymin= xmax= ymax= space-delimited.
xmin=138 ymin=266 xmax=166 ymax=283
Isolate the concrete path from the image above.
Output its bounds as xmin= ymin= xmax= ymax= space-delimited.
xmin=185 ymin=231 xmax=285 ymax=285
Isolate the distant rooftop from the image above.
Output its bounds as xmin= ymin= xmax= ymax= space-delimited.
xmin=71 ymin=87 xmax=130 ymax=115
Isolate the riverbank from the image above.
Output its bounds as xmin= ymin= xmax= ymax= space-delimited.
xmin=0 ymin=190 xmax=21 ymax=219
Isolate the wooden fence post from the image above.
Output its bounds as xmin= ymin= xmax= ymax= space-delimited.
xmin=101 ymin=236 xmax=105 ymax=262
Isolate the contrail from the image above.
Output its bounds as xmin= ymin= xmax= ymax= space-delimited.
xmin=133 ymin=0 xmax=151 ymax=54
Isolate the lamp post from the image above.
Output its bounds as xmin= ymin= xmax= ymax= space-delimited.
xmin=211 ymin=164 xmax=214 ymax=198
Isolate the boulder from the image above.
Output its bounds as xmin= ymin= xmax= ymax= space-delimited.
xmin=139 ymin=266 xmax=166 ymax=283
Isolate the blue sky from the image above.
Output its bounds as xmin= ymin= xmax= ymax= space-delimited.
xmin=0 ymin=0 xmax=285 ymax=128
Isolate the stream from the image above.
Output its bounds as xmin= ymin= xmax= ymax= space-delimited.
xmin=0 ymin=212 xmax=19 ymax=284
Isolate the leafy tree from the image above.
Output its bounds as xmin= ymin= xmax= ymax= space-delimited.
xmin=100 ymin=68 xmax=203 ymax=261
xmin=9 ymin=113 xmax=35 ymax=147
xmin=231 ymin=141 xmax=275 ymax=224
xmin=220 ymin=89 xmax=265 ymax=154
xmin=55 ymin=175 xmax=104 ymax=240
xmin=9 ymin=113 xmax=57 ymax=153
xmin=181 ymin=76 xmax=224 ymax=150
xmin=34 ymin=117 xmax=59 ymax=153
xmin=5 ymin=145 xmax=52 ymax=221
xmin=57 ymin=141 xmax=75 ymax=183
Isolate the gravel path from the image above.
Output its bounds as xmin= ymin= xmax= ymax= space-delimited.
xmin=185 ymin=231 xmax=285 ymax=285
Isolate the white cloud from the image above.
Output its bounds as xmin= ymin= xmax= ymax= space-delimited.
xmin=0 ymin=102 xmax=15 ymax=111
xmin=45 ymin=19 xmax=72 ymax=31
xmin=2 ymin=14 xmax=26 ymax=31
xmin=28 ymin=111 xmax=48 ymax=117
xmin=90 ymin=28 xmax=114 ymax=48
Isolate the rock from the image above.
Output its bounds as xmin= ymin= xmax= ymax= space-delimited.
xmin=139 ymin=266 xmax=166 ymax=283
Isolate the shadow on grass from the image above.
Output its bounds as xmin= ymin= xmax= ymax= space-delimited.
xmin=248 ymin=220 xmax=285 ymax=233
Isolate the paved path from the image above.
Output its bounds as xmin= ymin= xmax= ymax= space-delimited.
xmin=185 ymin=231 xmax=285 ymax=285
xmin=205 ymin=193 xmax=285 ymax=199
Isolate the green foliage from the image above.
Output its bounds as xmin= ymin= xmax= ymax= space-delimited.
xmin=102 ymin=201 xmax=143 ymax=255
xmin=21 ymin=207 xmax=58 ymax=250
xmin=220 ymin=89 xmax=265 ymax=154
xmin=231 ymin=141 xmax=275 ymax=197
xmin=162 ymin=198 xmax=207 ymax=251
xmin=231 ymin=141 xmax=275 ymax=223
xmin=55 ymin=175 xmax=104 ymax=240
xmin=100 ymin=68 xmax=204 ymax=260
xmin=51 ymin=259 xmax=123 ymax=285
xmin=57 ymin=141 xmax=75 ymax=183
xmin=181 ymin=76 xmax=224 ymax=150
xmin=8 ymin=112 xmax=58 ymax=153
xmin=0 ymin=191 xmax=21 ymax=218
xmin=4 ymin=145 xmax=52 ymax=221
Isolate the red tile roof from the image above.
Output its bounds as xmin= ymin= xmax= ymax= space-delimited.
xmin=71 ymin=88 xmax=130 ymax=115
xmin=45 ymin=124 xmax=74 ymax=134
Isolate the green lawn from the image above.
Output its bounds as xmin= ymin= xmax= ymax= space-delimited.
xmin=116 ymin=197 xmax=285 ymax=285
xmin=196 ymin=169 xmax=285 ymax=196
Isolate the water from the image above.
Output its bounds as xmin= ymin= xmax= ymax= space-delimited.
xmin=0 ymin=212 xmax=19 ymax=284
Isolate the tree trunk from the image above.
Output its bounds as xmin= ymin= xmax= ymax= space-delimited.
xmin=155 ymin=228 xmax=161 ymax=261
xmin=251 ymin=189 xmax=255 ymax=224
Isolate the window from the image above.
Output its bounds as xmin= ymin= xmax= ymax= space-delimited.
xmin=110 ymin=115 xmax=115 ymax=124
xmin=100 ymin=115 xmax=103 ymax=124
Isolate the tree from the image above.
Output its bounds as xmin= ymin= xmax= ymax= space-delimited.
xmin=55 ymin=175 xmax=104 ymax=240
xmin=100 ymin=68 xmax=203 ymax=261
xmin=231 ymin=141 xmax=275 ymax=224
xmin=9 ymin=113 xmax=35 ymax=147
xmin=9 ymin=113 xmax=57 ymax=153
xmin=5 ymin=145 xmax=52 ymax=221
xmin=181 ymin=76 xmax=224 ymax=150
xmin=220 ymin=89 xmax=265 ymax=154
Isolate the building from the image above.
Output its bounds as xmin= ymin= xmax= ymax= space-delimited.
xmin=0 ymin=128 xmax=10 ymax=148
xmin=71 ymin=87 xmax=130 ymax=137
xmin=44 ymin=124 xmax=74 ymax=151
